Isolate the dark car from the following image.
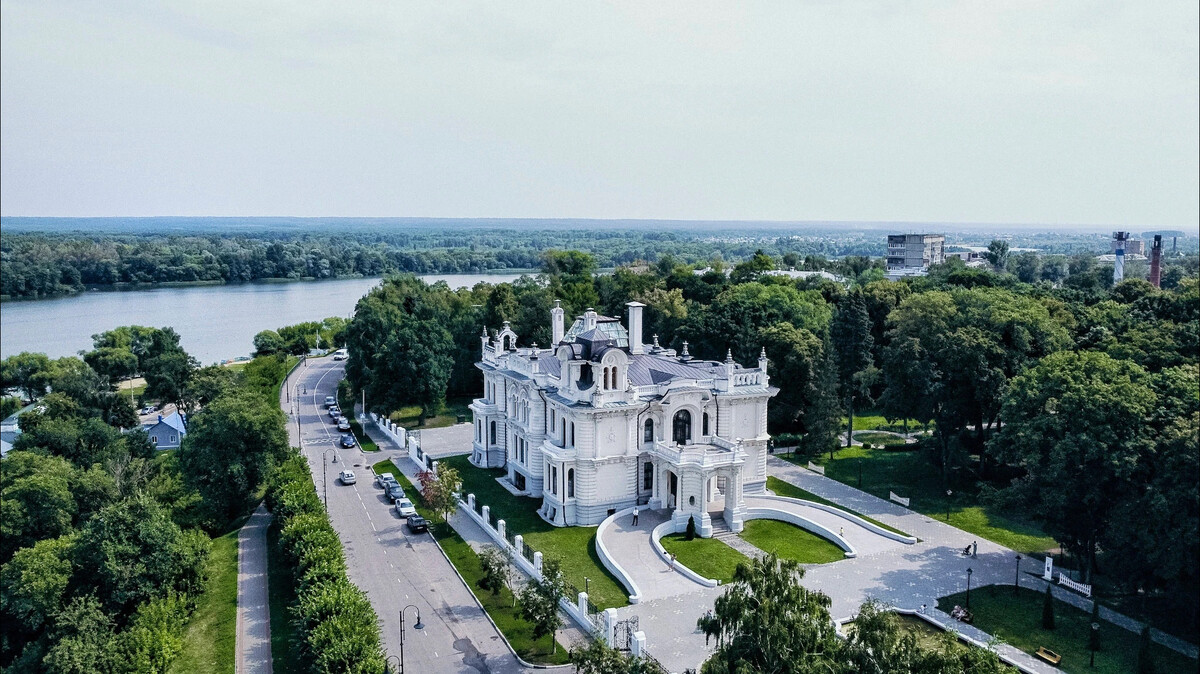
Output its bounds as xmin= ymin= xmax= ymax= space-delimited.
xmin=407 ymin=515 xmax=429 ymax=533
xmin=340 ymin=434 xmax=356 ymax=448
xmin=385 ymin=484 xmax=405 ymax=502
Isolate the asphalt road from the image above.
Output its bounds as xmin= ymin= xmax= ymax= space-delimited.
xmin=281 ymin=357 xmax=528 ymax=674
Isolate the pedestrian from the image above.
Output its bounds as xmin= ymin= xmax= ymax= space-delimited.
xmin=632 ymin=506 xmax=639 ymax=526
xmin=839 ymin=526 xmax=844 ymax=538
xmin=920 ymin=603 xmax=927 ymax=614
xmin=669 ymin=552 xmax=676 ymax=571
xmin=972 ymin=541 xmax=978 ymax=557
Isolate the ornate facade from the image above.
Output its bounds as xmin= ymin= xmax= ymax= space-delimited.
xmin=469 ymin=301 xmax=777 ymax=536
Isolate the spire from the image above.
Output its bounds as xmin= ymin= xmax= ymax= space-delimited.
xmin=725 ymin=348 xmax=734 ymax=364
xmin=652 ymin=334 xmax=660 ymax=351
xmin=481 ymin=325 xmax=488 ymax=337
xmin=758 ymin=346 xmax=768 ymax=371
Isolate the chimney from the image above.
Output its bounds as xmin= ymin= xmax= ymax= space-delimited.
xmin=583 ymin=308 xmax=597 ymax=331
xmin=1150 ymin=235 xmax=1163 ymax=288
xmin=551 ymin=300 xmax=565 ymax=345
xmin=626 ymin=301 xmax=646 ymax=354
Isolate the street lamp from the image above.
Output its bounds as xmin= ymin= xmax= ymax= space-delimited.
xmin=398 ymin=604 xmax=424 ymax=674
xmin=1090 ymin=622 xmax=1100 ymax=666
xmin=1014 ymin=554 xmax=1022 ymax=595
xmin=384 ymin=655 xmax=400 ymax=674
xmin=584 ymin=577 xmax=590 ymax=596
xmin=945 ymin=489 xmax=953 ymax=522
xmin=322 ymin=449 xmax=339 ymax=509
xmin=966 ymin=567 xmax=973 ymax=609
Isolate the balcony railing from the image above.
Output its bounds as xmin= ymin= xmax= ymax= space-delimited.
xmin=649 ymin=440 xmax=742 ymax=469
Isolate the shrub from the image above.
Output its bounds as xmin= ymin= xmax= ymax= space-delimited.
xmin=1042 ymin=586 xmax=1055 ymax=630
xmin=686 ymin=516 xmax=697 ymax=541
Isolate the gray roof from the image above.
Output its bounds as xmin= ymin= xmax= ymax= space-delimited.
xmin=627 ymin=353 xmax=725 ymax=387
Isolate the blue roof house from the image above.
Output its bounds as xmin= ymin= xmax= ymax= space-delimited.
xmin=144 ymin=411 xmax=187 ymax=449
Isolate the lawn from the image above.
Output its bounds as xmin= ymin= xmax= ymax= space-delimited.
xmin=801 ymin=447 xmax=1056 ymax=554
xmin=765 ymin=476 xmax=913 ymax=538
xmin=853 ymin=431 xmax=909 ymax=447
xmin=841 ymin=410 xmax=928 ymax=433
xmin=371 ymin=461 xmax=571 ymax=664
xmin=740 ymin=520 xmax=845 ymax=565
xmin=337 ymin=385 xmax=379 ymax=451
xmin=266 ymin=524 xmax=302 ymax=674
xmin=390 ymin=396 xmax=474 ymax=430
xmin=938 ymin=586 xmax=1197 ymax=674
xmin=169 ymin=528 xmax=238 ymax=674
xmin=659 ymin=533 xmax=749 ymax=584
xmin=442 ymin=455 xmax=630 ymax=609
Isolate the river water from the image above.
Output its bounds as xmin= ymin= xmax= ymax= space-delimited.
xmin=0 ymin=273 xmax=526 ymax=364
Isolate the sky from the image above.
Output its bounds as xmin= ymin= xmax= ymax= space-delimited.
xmin=2 ymin=2 xmax=1197 ymax=227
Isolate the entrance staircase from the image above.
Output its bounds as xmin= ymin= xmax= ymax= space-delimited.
xmin=708 ymin=514 xmax=767 ymax=561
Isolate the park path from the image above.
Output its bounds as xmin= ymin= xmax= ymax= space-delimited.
xmin=598 ymin=509 xmax=713 ymax=600
xmin=235 ymin=503 xmax=273 ymax=674
xmin=743 ymin=494 xmax=910 ymax=556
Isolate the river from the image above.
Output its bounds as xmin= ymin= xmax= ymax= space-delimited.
xmin=0 ymin=273 xmax=527 ymax=364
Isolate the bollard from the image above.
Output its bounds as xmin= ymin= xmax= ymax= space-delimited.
xmin=497 ymin=519 xmax=506 ymax=540
xmin=481 ymin=505 xmax=491 ymax=527
xmin=467 ymin=494 xmax=475 ymax=510
xmin=632 ymin=631 xmax=646 ymax=657
xmin=578 ymin=592 xmax=589 ymax=617
xmin=514 ymin=535 xmax=524 ymax=558
xmin=534 ymin=551 xmax=543 ymax=578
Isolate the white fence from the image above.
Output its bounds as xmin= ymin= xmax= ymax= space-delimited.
xmin=807 ymin=461 xmax=825 ymax=475
xmin=889 ymin=491 xmax=910 ymax=507
xmin=1057 ymin=572 xmax=1093 ymax=598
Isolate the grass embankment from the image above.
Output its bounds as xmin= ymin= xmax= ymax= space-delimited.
xmin=659 ymin=533 xmax=749 ymax=584
xmin=371 ymin=460 xmax=570 ymax=664
xmin=443 ymin=455 xmax=629 ymax=610
xmin=765 ymin=476 xmax=913 ymax=539
xmin=783 ymin=447 xmax=1054 ymax=554
xmin=168 ymin=529 xmax=239 ymax=674
xmin=938 ymin=586 xmax=1196 ymax=674
xmin=739 ymin=520 xmax=846 ymax=565
xmin=337 ymin=385 xmax=379 ymax=452
xmin=390 ymin=396 xmax=473 ymax=430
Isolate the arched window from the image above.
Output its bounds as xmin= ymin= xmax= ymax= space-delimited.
xmin=603 ymin=367 xmax=609 ymax=390
xmin=561 ymin=419 xmax=567 ymax=444
xmin=490 ymin=421 xmax=497 ymax=445
xmin=643 ymin=418 xmax=654 ymax=443
xmin=570 ymin=422 xmax=576 ymax=447
xmin=703 ymin=412 xmax=710 ymax=436
xmin=567 ymin=469 xmax=575 ymax=498
xmin=672 ymin=410 xmax=692 ymax=445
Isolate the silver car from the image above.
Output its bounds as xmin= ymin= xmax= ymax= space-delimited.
xmin=394 ymin=498 xmax=417 ymax=518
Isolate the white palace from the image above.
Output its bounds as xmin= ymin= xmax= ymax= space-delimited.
xmin=470 ymin=301 xmax=778 ymax=537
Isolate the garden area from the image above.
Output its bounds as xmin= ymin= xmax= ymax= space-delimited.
xmin=372 ymin=460 xmax=576 ymax=664
xmin=739 ymin=520 xmax=845 ymax=565
xmin=440 ymin=455 xmax=630 ymax=610
xmin=765 ymin=476 xmax=912 ymax=538
xmin=937 ymin=586 xmax=1196 ymax=674
xmin=659 ymin=533 xmax=749 ymax=583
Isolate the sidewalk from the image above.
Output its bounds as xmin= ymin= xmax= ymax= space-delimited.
xmin=235 ymin=504 xmax=273 ymax=674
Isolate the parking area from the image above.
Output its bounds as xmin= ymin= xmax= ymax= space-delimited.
xmin=411 ymin=422 xmax=473 ymax=459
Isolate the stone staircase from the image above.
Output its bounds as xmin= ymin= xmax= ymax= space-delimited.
xmin=709 ymin=515 xmax=767 ymax=561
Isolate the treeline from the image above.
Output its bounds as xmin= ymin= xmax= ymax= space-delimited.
xmin=345 ymin=248 xmax=1200 ymax=631
xmin=0 ymin=326 xmax=291 ymax=672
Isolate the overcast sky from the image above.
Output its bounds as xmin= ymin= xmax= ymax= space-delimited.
xmin=2 ymin=2 xmax=1196 ymax=226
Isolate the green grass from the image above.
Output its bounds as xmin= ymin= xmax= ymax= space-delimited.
xmin=766 ymin=476 xmax=913 ymax=539
xmin=795 ymin=446 xmax=1056 ymax=554
xmin=659 ymin=533 xmax=750 ymax=584
xmin=371 ymin=461 xmax=570 ymax=664
xmin=938 ymin=586 xmax=1197 ymax=674
xmin=853 ymin=431 xmax=910 ymax=447
xmin=841 ymin=411 xmax=927 ymax=432
xmin=337 ymin=386 xmax=379 ymax=451
xmin=740 ymin=520 xmax=845 ymax=565
xmin=443 ymin=455 xmax=630 ymax=609
xmin=266 ymin=523 xmax=302 ymax=674
xmin=390 ymin=396 xmax=474 ymax=430
xmin=169 ymin=529 xmax=238 ymax=674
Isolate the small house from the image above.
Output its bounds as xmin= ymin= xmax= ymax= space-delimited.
xmin=143 ymin=411 xmax=187 ymax=449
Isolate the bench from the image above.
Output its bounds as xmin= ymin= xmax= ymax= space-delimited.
xmin=1035 ymin=647 xmax=1062 ymax=666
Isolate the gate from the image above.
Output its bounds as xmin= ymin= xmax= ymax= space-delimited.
xmin=613 ymin=616 xmax=639 ymax=651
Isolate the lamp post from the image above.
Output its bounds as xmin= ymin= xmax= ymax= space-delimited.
xmin=945 ymin=489 xmax=953 ymax=522
xmin=584 ymin=577 xmax=590 ymax=596
xmin=1090 ymin=622 xmax=1100 ymax=666
xmin=385 ymin=655 xmax=400 ymax=674
xmin=966 ymin=567 xmax=973 ymax=609
xmin=1014 ymin=554 xmax=1022 ymax=595
xmin=322 ymin=449 xmax=339 ymax=510
xmin=398 ymin=604 xmax=424 ymax=674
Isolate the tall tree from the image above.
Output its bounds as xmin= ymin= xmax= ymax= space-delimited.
xmin=831 ymin=290 xmax=874 ymax=447
xmin=519 ymin=557 xmax=568 ymax=654
xmin=0 ymin=352 xmax=52 ymax=402
xmin=985 ymin=239 xmax=1011 ymax=272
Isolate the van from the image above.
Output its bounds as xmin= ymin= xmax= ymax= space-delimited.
xmin=333 ymin=349 xmax=348 ymax=361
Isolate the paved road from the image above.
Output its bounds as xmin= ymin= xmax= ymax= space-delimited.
xmin=282 ymin=358 xmax=529 ymax=674
xmin=235 ymin=504 xmax=273 ymax=674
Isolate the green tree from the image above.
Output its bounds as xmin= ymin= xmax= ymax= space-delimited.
xmin=842 ymin=600 xmax=921 ymax=674
xmin=1011 ymin=251 xmax=1042 ymax=283
xmin=543 ymin=249 xmax=599 ymax=315
xmin=0 ymin=451 xmax=77 ymax=561
xmin=985 ymin=239 xmax=1011 ymax=272
xmin=1042 ymin=586 xmax=1055 ymax=629
xmin=519 ymin=557 xmax=568 ymax=654
xmin=0 ymin=395 xmax=21 ymax=420
xmin=42 ymin=595 xmax=116 ymax=674
xmin=418 ymin=465 xmax=462 ymax=521
xmin=143 ymin=349 xmax=197 ymax=412
xmin=178 ymin=389 xmax=289 ymax=524
xmin=83 ymin=347 xmax=139 ymax=386
xmin=991 ymin=351 xmax=1155 ymax=583
xmin=253 ymin=329 xmax=286 ymax=356
xmin=179 ymin=364 xmax=237 ymax=418
xmin=730 ymin=249 xmax=776 ymax=284
xmin=697 ymin=553 xmax=843 ymax=674
xmin=0 ymin=533 xmax=76 ymax=635
xmin=0 ymin=352 xmax=52 ymax=401
xmin=831 ymin=289 xmax=875 ymax=447
xmin=570 ymin=638 xmax=660 ymax=674
xmin=478 ymin=544 xmax=514 ymax=596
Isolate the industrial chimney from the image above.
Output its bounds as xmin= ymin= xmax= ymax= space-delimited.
xmin=1112 ymin=231 xmax=1129 ymax=284
xmin=1149 ymin=235 xmax=1164 ymax=288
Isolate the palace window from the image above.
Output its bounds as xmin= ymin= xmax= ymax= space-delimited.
xmin=673 ymin=410 xmax=692 ymax=445
xmin=703 ymin=412 xmax=710 ymax=436
xmin=567 ymin=469 xmax=574 ymax=498
xmin=643 ymin=418 xmax=654 ymax=443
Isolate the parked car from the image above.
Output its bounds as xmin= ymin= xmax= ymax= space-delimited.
xmin=385 ymin=484 xmax=406 ymax=502
xmin=337 ymin=418 xmax=351 ymax=432
xmin=339 ymin=470 xmax=356 ymax=485
xmin=329 ymin=407 xmax=341 ymax=419
xmin=394 ymin=498 xmax=417 ymax=517
xmin=407 ymin=515 xmax=429 ymax=533
xmin=375 ymin=472 xmax=396 ymax=488
xmin=340 ymin=433 xmax=357 ymax=448
xmin=324 ymin=396 xmax=336 ymax=408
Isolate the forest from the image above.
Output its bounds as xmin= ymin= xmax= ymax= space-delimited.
xmin=343 ymin=246 xmax=1200 ymax=639
xmin=4 ymin=220 xmax=1186 ymax=300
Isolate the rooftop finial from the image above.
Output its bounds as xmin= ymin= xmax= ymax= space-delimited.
xmin=679 ymin=341 xmax=692 ymax=362
xmin=481 ymin=325 xmax=488 ymax=337
xmin=725 ymin=349 xmax=734 ymax=364
xmin=760 ymin=346 xmax=767 ymax=359
xmin=652 ymin=334 xmax=660 ymax=349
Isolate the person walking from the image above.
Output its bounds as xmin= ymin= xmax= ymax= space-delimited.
xmin=669 ymin=552 xmax=676 ymax=571
xmin=632 ymin=506 xmax=639 ymax=526
xmin=839 ymin=526 xmax=844 ymax=538
xmin=972 ymin=541 xmax=978 ymax=557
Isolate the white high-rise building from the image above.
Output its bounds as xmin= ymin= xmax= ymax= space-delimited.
xmin=886 ymin=233 xmax=946 ymax=273
xmin=470 ymin=301 xmax=778 ymax=536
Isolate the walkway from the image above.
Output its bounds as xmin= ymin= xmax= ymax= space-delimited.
xmin=598 ymin=509 xmax=712 ymax=601
xmin=743 ymin=494 xmax=910 ymax=557
xmin=235 ymin=504 xmax=272 ymax=674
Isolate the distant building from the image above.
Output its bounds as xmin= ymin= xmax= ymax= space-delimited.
xmin=1112 ymin=238 xmax=1145 ymax=256
xmin=143 ymin=411 xmax=187 ymax=449
xmin=886 ymin=234 xmax=945 ymax=273
xmin=1 ymin=403 xmax=39 ymax=457
xmin=763 ymin=269 xmax=846 ymax=283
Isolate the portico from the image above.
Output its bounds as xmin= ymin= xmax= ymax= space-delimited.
xmin=643 ymin=439 xmax=746 ymax=537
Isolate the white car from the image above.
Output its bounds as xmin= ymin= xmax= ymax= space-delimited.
xmin=394 ymin=498 xmax=417 ymax=518
xmin=375 ymin=472 xmax=395 ymax=488
xmin=333 ymin=349 xmax=348 ymax=361
xmin=324 ymin=396 xmax=336 ymax=408
xmin=339 ymin=470 xmax=356 ymax=485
